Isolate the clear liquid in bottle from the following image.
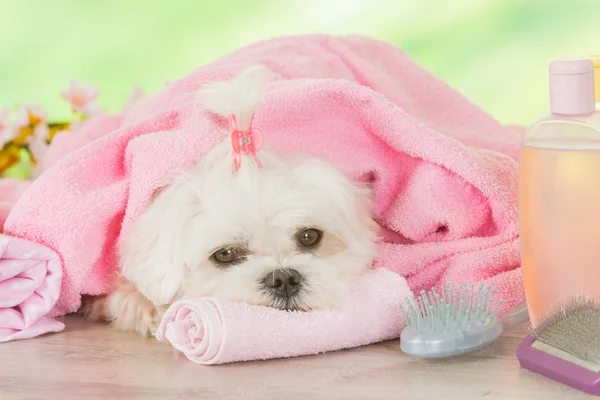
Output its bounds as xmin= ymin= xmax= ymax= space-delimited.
xmin=519 ymin=58 xmax=600 ymax=326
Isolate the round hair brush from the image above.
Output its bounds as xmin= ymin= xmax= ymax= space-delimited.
xmin=399 ymin=282 xmax=529 ymax=359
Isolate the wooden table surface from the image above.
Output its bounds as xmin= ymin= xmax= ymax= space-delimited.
xmin=0 ymin=315 xmax=592 ymax=400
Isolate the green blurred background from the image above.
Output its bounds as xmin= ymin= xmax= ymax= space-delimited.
xmin=1 ymin=0 xmax=600 ymax=126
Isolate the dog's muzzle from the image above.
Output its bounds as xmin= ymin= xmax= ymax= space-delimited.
xmin=263 ymin=268 xmax=302 ymax=299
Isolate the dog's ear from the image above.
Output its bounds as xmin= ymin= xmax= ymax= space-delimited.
xmin=150 ymin=184 xmax=169 ymax=201
xmin=120 ymin=181 xmax=199 ymax=306
xmin=203 ymin=110 xmax=229 ymax=130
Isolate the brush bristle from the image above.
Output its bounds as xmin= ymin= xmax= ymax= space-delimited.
xmin=399 ymin=282 xmax=503 ymax=334
xmin=531 ymin=295 xmax=600 ymax=366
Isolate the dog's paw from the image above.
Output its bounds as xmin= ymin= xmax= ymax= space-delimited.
xmin=79 ymin=294 xmax=109 ymax=322
xmin=107 ymin=281 xmax=165 ymax=337
xmin=80 ymin=281 xmax=165 ymax=337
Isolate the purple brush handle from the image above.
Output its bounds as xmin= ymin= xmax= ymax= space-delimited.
xmin=517 ymin=335 xmax=600 ymax=396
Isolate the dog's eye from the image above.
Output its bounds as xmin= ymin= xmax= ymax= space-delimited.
xmin=296 ymin=228 xmax=323 ymax=248
xmin=211 ymin=248 xmax=240 ymax=265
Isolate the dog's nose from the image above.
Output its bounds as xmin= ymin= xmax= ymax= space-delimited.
xmin=264 ymin=269 xmax=302 ymax=298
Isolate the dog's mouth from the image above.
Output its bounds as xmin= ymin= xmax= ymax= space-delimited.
xmin=270 ymin=301 xmax=310 ymax=312
xmin=264 ymin=292 xmax=311 ymax=312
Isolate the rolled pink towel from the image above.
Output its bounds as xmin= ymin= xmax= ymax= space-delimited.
xmin=155 ymin=268 xmax=410 ymax=364
xmin=0 ymin=234 xmax=64 ymax=342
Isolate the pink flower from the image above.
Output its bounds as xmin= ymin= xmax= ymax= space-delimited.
xmin=28 ymin=135 xmax=48 ymax=166
xmin=122 ymin=85 xmax=145 ymax=114
xmin=0 ymin=108 xmax=14 ymax=147
xmin=27 ymin=104 xmax=47 ymax=123
xmin=0 ymin=108 xmax=9 ymax=126
xmin=81 ymin=101 xmax=105 ymax=118
xmin=13 ymin=105 xmax=30 ymax=132
xmin=13 ymin=104 xmax=47 ymax=131
xmin=33 ymin=123 xmax=49 ymax=142
xmin=23 ymin=123 xmax=48 ymax=146
xmin=28 ymin=124 xmax=50 ymax=164
xmin=61 ymin=80 xmax=99 ymax=115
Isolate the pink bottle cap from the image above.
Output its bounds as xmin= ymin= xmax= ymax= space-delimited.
xmin=549 ymin=58 xmax=595 ymax=116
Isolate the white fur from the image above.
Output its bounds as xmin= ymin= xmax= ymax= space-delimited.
xmin=197 ymin=64 xmax=271 ymax=130
xmin=83 ymin=66 xmax=379 ymax=336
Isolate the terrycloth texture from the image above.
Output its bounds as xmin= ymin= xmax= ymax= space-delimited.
xmin=156 ymin=268 xmax=409 ymax=364
xmin=0 ymin=234 xmax=64 ymax=342
xmin=1 ymin=117 xmax=123 ymax=230
xmin=4 ymin=34 xmax=524 ymax=321
xmin=38 ymin=115 xmax=124 ymax=175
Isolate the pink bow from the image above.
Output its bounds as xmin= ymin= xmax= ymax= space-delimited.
xmin=229 ymin=114 xmax=263 ymax=172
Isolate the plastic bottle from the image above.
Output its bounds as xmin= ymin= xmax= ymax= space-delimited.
xmin=593 ymin=55 xmax=600 ymax=109
xmin=520 ymin=58 xmax=600 ymax=326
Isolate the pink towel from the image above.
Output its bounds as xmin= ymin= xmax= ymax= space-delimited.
xmin=155 ymin=268 xmax=409 ymax=364
xmin=3 ymin=35 xmax=523 ymax=339
xmin=36 ymin=115 xmax=124 ymax=175
xmin=0 ymin=234 xmax=64 ymax=342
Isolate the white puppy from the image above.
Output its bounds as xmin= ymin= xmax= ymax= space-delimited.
xmin=83 ymin=67 xmax=379 ymax=336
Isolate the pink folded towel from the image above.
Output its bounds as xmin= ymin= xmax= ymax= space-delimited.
xmin=156 ymin=268 xmax=409 ymax=364
xmin=2 ymin=35 xmax=524 ymax=344
xmin=0 ymin=234 xmax=64 ymax=342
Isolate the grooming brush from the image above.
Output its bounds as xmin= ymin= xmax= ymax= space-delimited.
xmin=399 ymin=282 xmax=529 ymax=358
xmin=517 ymin=295 xmax=600 ymax=396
